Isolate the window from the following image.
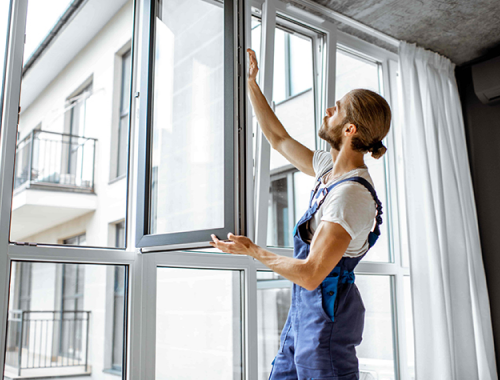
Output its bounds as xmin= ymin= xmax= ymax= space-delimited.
xmin=156 ymin=267 xmax=243 ymax=378
xmin=1 ymin=1 xmax=412 ymax=380
xmin=17 ymin=263 xmax=32 ymax=314
xmin=117 ymin=50 xmax=131 ymax=178
xmin=252 ymin=8 xmax=328 ymax=248
xmin=135 ymin=0 xmax=246 ymax=249
xmin=115 ymin=221 xmax=126 ymax=249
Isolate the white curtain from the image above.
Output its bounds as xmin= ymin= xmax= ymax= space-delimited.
xmin=399 ymin=41 xmax=498 ymax=380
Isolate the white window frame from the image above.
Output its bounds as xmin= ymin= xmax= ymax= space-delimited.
xmin=0 ymin=1 xmax=412 ymax=380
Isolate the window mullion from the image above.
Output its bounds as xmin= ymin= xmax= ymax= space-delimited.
xmin=254 ymin=0 xmax=276 ymax=247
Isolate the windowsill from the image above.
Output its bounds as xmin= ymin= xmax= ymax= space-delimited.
xmin=108 ymin=174 xmax=126 ymax=185
xmin=103 ymin=368 xmax=122 ymax=377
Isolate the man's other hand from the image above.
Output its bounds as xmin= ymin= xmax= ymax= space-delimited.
xmin=210 ymin=233 xmax=258 ymax=256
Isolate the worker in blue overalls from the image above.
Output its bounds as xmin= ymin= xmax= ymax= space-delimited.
xmin=211 ymin=49 xmax=391 ymax=380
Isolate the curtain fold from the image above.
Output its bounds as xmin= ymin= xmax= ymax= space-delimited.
xmin=398 ymin=41 xmax=497 ymax=380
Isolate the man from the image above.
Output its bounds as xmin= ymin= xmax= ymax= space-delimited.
xmin=210 ymin=48 xmax=391 ymax=379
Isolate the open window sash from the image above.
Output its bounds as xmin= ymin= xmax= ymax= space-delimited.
xmin=135 ymin=0 xmax=247 ymax=250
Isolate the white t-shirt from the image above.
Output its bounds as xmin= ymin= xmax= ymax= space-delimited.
xmin=305 ymin=150 xmax=377 ymax=258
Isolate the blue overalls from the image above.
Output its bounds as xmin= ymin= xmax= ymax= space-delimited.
xmin=269 ymin=171 xmax=383 ymax=380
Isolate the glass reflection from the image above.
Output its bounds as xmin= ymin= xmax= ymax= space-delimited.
xmin=150 ymin=0 xmax=225 ymax=235
xmin=156 ymin=267 xmax=242 ymax=379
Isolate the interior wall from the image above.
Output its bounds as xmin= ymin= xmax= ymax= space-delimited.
xmin=455 ymin=53 xmax=500 ymax=370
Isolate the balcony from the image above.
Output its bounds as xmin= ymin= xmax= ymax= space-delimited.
xmin=5 ymin=310 xmax=92 ymax=379
xmin=11 ymin=131 xmax=98 ymax=241
xmin=14 ymin=130 xmax=96 ymax=193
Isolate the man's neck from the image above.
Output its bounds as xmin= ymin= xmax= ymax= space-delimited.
xmin=330 ymin=146 xmax=366 ymax=178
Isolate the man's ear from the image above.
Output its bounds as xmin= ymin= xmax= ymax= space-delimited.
xmin=345 ymin=123 xmax=357 ymax=135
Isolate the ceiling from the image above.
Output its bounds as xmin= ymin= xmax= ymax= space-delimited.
xmin=311 ymin=0 xmax=500 ymax=65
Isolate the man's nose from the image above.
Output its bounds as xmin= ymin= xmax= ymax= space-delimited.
xmin=326 ymin=107 xmax=333 ymax=117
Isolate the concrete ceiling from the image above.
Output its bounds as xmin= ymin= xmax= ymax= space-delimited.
xmin=311 ymin=0 xmax=500 ymax=65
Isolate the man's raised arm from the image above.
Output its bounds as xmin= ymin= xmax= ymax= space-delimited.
xmin=247 ymin=48 xmax=315 ymax=177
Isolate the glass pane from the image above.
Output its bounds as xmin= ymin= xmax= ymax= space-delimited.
xmin=266 ymin=23 xmax=316 ymax=248
xmin=356 ymin=275 xmax=396 ymax=379
xmin=10 ymin=0 xmax=133 ymax=247
xmin=289 ymin=33 xmax=313 ymax=96
xmin=404 ymin=276 xmax=415 ymax=379
xmin=336 ymin=48 xmax=390 ymax=262
xmin=267 ymin=176 xmax=291 ymax=247
xmin=150 ymin=0 xmax=225 ymax=235
xmin=112 ymin=266 xmax=125 ymax=370
xmin=156 ymin=267 xmax=242 ymax=379
xmin=271 ymin=27 xmax=315 ymax=170
xmin=257 ymin=272 xmax=291 ymax=380
xmin=256 ymin=272 xmax=395 ymax=379
xmin=4 ymin=261 xmax=127 ymax=379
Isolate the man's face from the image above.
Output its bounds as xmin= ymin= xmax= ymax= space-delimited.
xmin=318 ymin=96 xmax=348 ymax=150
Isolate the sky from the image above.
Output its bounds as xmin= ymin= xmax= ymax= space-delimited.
xmin=1 ymin=0 xmax=73 ymax=80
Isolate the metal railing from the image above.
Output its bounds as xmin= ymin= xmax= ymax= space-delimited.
xmin=6 ymin=310 xmax=91 ymax=376
xmin=14 ymin=130 xmax=97 ymax=192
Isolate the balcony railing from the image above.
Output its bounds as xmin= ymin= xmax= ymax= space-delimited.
xmin=14 ymin=130 xmax=97 ymax=192
xmin=5 ymin=310 xmax=91 ymax=377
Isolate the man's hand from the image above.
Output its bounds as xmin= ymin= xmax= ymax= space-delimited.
xmin=210 ymin=233 xmax=258 ymax=257
xmin=247 ymin=48 xmax=259 ymax=82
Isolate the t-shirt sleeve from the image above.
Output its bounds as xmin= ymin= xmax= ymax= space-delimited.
xmin=313 ymin=150 xmax=333 ymax=179
xmin=320 ymin=183 xmax=376 ymax=239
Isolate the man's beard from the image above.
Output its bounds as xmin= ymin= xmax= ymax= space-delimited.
xmin=319 ymin=120 xmax=344 ymax=151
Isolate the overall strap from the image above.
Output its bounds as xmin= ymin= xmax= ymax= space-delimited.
xmin=320 ymin=176 xmax=383 ymax=248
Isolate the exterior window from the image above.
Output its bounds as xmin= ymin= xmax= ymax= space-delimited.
xmin=67 ymin=84 xmax=92 ymax=183
xmin=115 ymin=221 xmax=125 ymax=249
xmin=60 ymin=234 xmax=87 ymax=361
xmin=267 ymin=167 xmax=311 ymax=248
xmin=18 ymin=263 xmax=32 ymax=314
xmin=111 ymin=267 xmax=125 ymax=372
xmin=60 ymin=263 xmax=85 ymax=360
xmin=117 ymin=50 xmax=131 ymax=178
xmin=63 ymin=233 xmax=87 ymax=247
